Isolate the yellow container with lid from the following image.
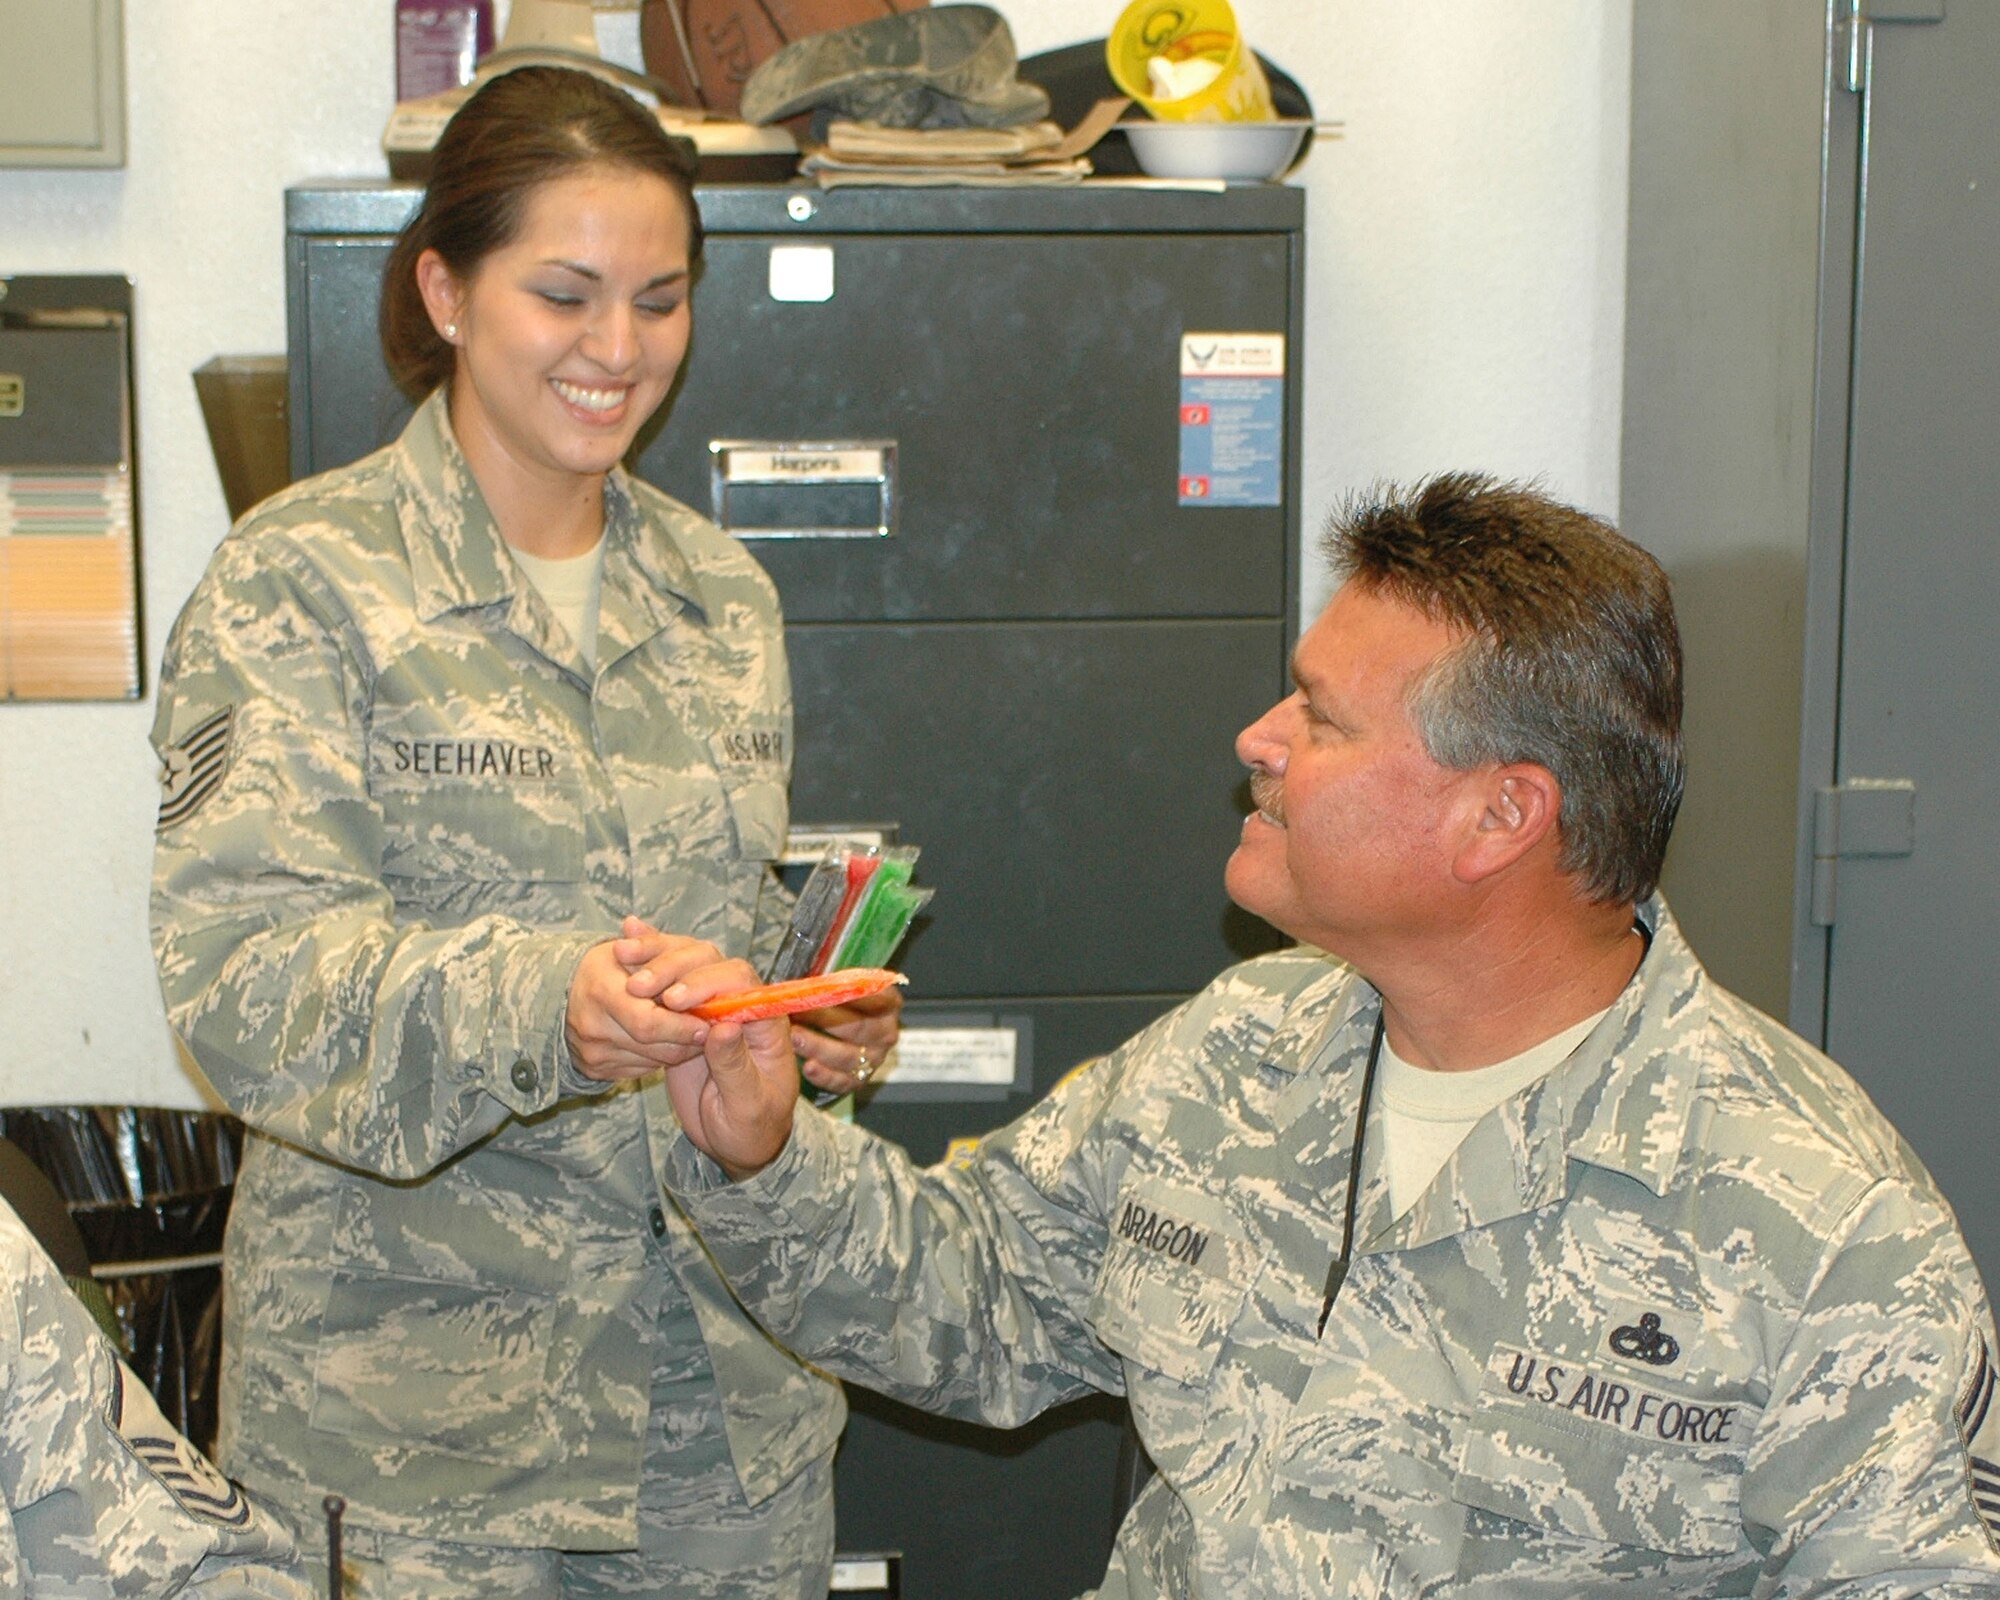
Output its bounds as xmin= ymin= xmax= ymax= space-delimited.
xmin=1106 ymin=0 xmax=1275 ymax=122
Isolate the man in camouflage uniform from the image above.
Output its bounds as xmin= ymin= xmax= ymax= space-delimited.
xmin=660 ymin=474 xmax=2000 ymax=1596
xmin=0 ymin=1197 xmax=312 ymax=1597
xmin=149 ymin=391 xmax=843 ymax=1594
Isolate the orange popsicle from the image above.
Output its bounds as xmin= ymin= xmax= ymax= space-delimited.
xmin=690 ymin=967 xmax=907 ymax=1023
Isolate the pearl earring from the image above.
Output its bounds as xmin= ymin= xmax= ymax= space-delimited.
xmin=444 ymin=322 xmax=458 ymax=340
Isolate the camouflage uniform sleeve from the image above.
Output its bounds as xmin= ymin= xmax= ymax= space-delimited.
xmin=1743 ymin=1175 xmax=2000 ymax=1594
xmin=151 ymin=536 xmax=599 ymax=1181
xmin=664 ymin=1053 xmax=1132 ymax=1426
xmin=0 ymin=1205 xmax=314 ymax=1598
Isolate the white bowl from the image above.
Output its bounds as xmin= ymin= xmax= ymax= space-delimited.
xmin=1118 ymin=118 xmax=1311 ymax=181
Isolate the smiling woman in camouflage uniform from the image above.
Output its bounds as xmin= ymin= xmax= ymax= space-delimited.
xmin=149 ymin=65 xmax=894 ymax=1599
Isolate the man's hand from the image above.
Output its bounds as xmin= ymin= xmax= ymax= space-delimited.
xmin=565 ymin=920 xmax=727 ymax=1082
xmin=662 ymin=1014 xmax=803 ymax=1180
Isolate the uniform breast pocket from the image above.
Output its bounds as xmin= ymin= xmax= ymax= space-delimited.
xmin=1088 ymin=1179 xmax=1261 ymax=1389
xmin=375 ymin=778 xmax=587 ymax=886
xmin=707 ymin=727 xmax=787 ymax=863
xmin=1451 ymin=1343 xmax=1759 ymax=1562
xmin=308 ymin=1268 xmax=560 ymax=1468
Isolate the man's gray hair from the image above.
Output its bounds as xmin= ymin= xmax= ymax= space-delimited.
xmin=1324 ymin=472 xmax=1684 ymax=905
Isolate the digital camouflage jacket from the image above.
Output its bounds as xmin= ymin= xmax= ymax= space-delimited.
xmin=668 ymin=899 xmax=2000 ymax=1597
xmin=151 ymin=393 xmax=842 ymax=1548
xmin=0 ymin=1200 xmax=312 ymax=1597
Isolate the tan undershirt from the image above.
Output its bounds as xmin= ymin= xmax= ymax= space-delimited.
xmin=1380 ymin=1007 xmax=1609 ymax=1219
xmin=511 ymin=539 xmax=606 ymax=670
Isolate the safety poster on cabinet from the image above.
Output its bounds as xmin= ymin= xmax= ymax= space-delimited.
xmin=1178 ymin=332 xmax=1285 ymax=508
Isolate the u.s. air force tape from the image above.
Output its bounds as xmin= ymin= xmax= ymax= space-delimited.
xmin=157 ymin=705 xmax=234 ymax=830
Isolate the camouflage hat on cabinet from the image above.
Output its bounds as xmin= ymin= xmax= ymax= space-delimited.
xmin=739 ymin=4 xmax=1051 ymax=129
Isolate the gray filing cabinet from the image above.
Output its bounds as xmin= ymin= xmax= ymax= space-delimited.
xmin=1623 ymin=6 xmax=2000 ymax=1287
xmin=287 ymin=179 xmax=1304 ymax=1596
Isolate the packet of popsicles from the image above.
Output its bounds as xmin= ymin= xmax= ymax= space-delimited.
xmin=765 ymin=843 xmax=931 ymax=983
xmin=760 ymin=841 xmax=932 ymax=1106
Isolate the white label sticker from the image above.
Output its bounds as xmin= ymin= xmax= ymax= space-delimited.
xmin=781 ymin=826 xmax=891 ymax=866
xmin=1181 ymin=332 xmax=1286 ymax=379
xmin=830 ymin=1558 xmax=892 ymax=1592
xmin=382 ymin=102 xmax=455 ymax=154
xmin=725 ymin=447 xmax=885 ymax=484
xmin=893 ymin=1027 xmax=1019 ymax=1086
xmin=769 ymin=244 xmax=835 ymax=303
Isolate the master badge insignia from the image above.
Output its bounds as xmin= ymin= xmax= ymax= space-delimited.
xmin=1609 ymin=1310 xmax=1681 ymax=1367
xmin=158 ymin=705 xmax=234 ymax=830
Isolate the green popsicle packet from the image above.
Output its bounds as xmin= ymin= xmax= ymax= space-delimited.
xmin=830 ymin=852 xmax=932 ymax=970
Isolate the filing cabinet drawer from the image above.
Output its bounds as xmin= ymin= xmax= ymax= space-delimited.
xmin=789 ymin=617 xmax=1287 ymax=999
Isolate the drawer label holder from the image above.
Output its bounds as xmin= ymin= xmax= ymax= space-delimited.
xmin=710 ymin=438 xmax=898 ymax=540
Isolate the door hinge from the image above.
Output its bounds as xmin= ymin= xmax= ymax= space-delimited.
xmin=1809 ymin=779 xmax=1917 ymax=925
xmin=1838 ymin=0 xmax=1946 ymax=95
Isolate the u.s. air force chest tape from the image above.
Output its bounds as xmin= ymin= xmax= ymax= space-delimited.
xmin=1088 ymin=1177 xmax=1263 ymax=1386
xmin=707 ymin=720 xmax=788 ymax=862
xmin=712 ymin=724 xmax=787 ymax=769
xmin=1453 ymin=1299 xmax=1765 ymax=1558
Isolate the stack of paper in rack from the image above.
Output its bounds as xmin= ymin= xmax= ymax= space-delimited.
xmin=798 ymin=98 xmax=1130 ymax=189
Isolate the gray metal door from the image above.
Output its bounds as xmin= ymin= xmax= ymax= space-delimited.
xmin=1803 ymin=1 xmax=2000 ymax=1281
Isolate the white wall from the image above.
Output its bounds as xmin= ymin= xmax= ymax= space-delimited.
xmin=0 ymin=1 xmax=1630 ymax=1109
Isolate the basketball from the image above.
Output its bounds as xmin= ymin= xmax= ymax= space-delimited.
xmin=641 ymin=0 xmax=929 ymax=116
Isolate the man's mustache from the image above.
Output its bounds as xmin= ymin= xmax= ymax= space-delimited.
xmin=1249 ymin=771 xmax=1284 ymax=825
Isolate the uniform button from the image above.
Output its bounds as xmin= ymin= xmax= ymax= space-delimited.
xmin=648 ymin=1206 xmax=668 ymax=1239
xmin=511 ymin=1058 xmax=537 ymax=1093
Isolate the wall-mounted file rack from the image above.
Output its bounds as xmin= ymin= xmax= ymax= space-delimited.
xmin=0 ymin=275 xmax=141 ymax=700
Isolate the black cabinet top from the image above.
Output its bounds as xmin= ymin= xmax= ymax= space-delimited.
xmin=286 ymin=178 xmax=1307 ymax=238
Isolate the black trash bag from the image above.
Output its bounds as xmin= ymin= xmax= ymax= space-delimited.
xmin=0 ymin=1106 xmax=239 ymax=1206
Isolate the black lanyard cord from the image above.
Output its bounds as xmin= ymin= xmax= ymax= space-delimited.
xmin=1317 ymin=1010 xmax=1386 ymax=1339
xmin=1313 ymin=927 xmax=1653 ymax=1339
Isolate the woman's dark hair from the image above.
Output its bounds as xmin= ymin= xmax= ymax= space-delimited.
xmin=380 ymin=65 xmax=703 ymax=399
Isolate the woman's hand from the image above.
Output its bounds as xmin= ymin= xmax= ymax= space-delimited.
xmin=578 ymin=913 xmax=903 ymax=1104
xmin=565 ymin=919 xmax=733 ymax=1082
xmin=790 ymin=986 xmax=904 ymax=1100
